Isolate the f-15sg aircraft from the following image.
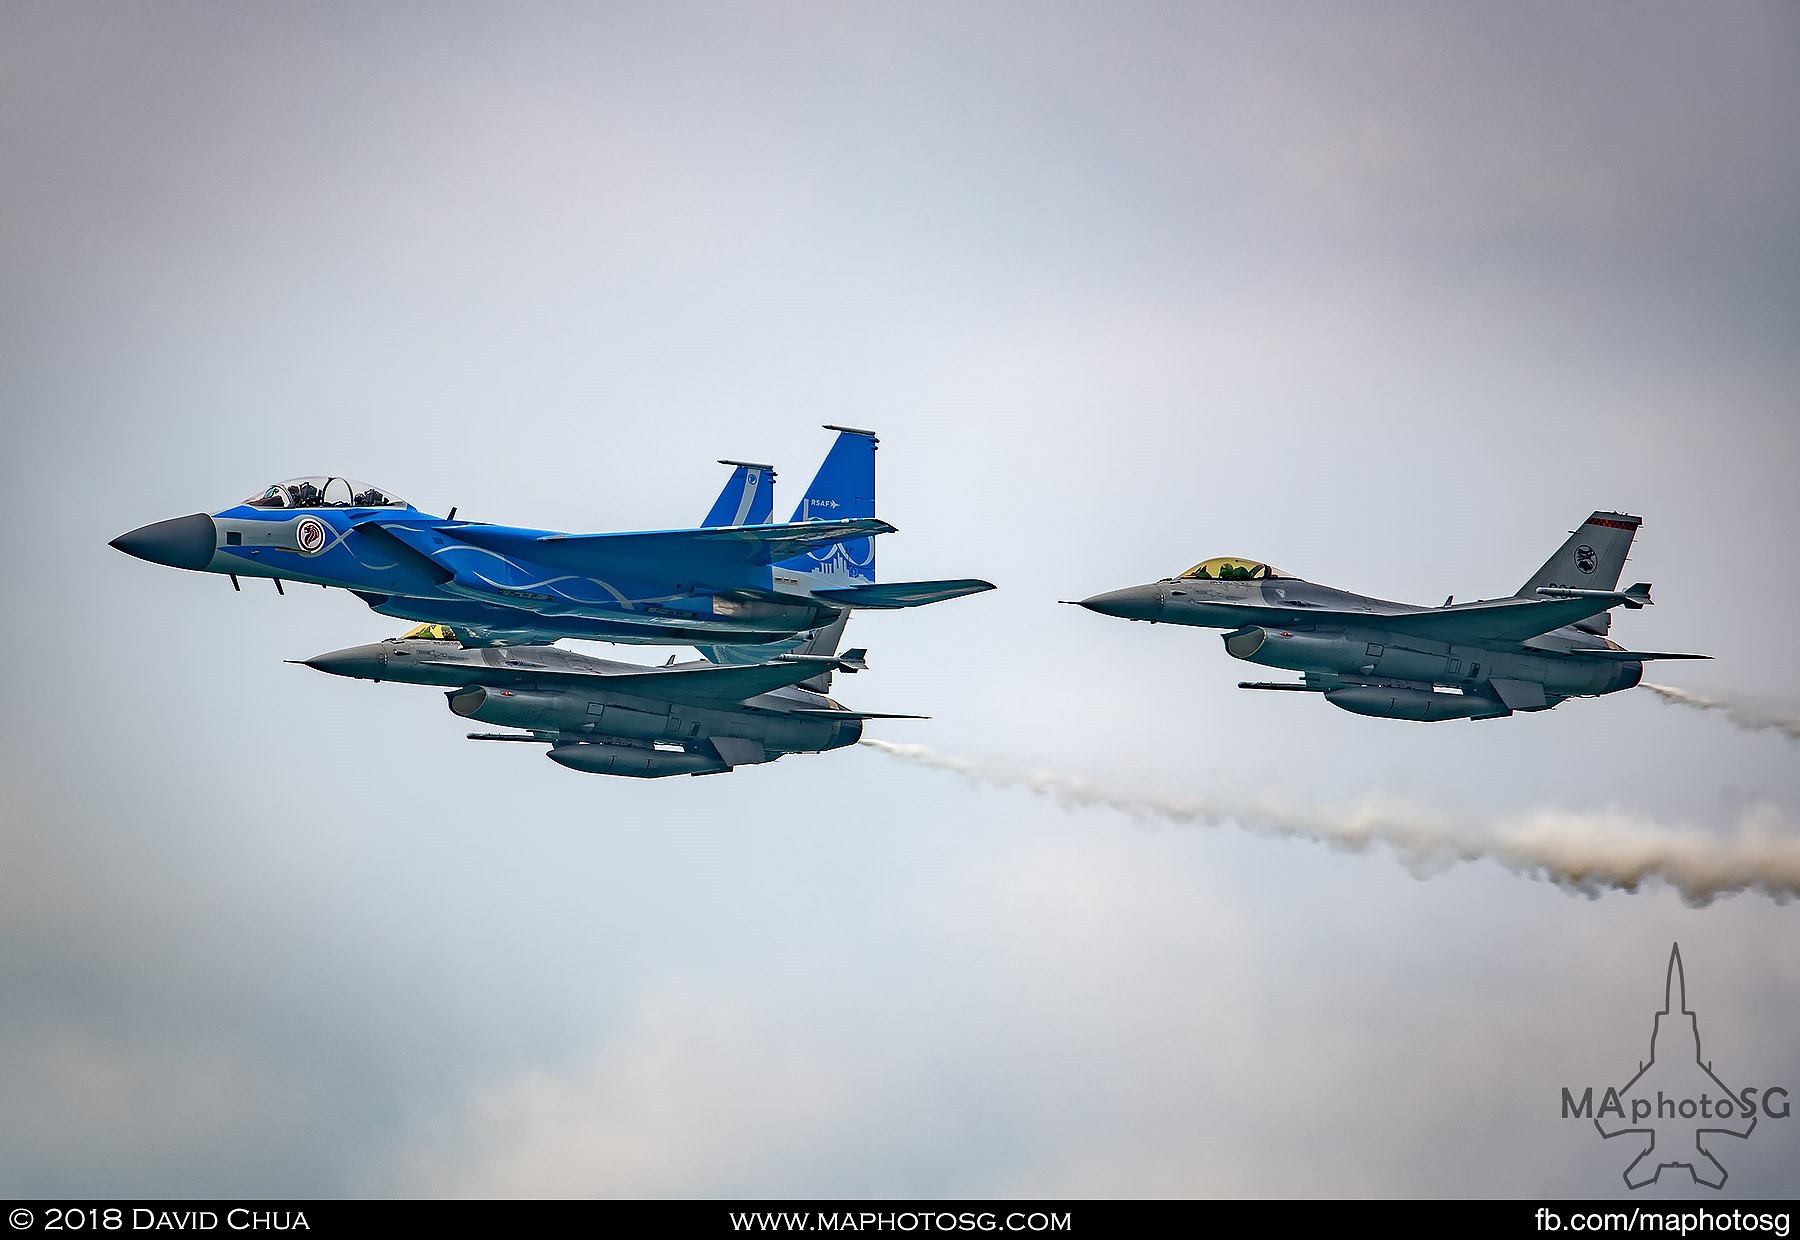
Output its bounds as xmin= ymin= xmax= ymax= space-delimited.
xmin=111 ymin=427 xmax=992 ymax=646
xmin=299 ymin=622 xmax=918 ymax=778
xmin=1073 ymin=511 xmax=1706 ymax=721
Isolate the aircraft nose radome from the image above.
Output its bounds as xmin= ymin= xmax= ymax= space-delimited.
xmin=299 ymin=648 xmax=381 ymax=679
xmin=1076 ymin=585 xmax=1162 ymax=621
xmin=110 ymin=513 xmax=216 ymax=571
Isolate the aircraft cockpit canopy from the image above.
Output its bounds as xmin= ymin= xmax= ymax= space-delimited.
xmin=1177 ymin=557 xmax=1289 ymax=581
xmin=245 ymin=477 xmax=407 ymax=509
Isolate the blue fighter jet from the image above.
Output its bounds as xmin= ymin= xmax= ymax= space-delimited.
xmin=111 ymin=426 xmax=992 ymax=645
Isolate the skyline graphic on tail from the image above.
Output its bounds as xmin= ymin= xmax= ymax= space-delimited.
xmin=776 ymin=425 xmax=879 ymax=586
xmin=769 ymin=425 xmax=992 ymax=611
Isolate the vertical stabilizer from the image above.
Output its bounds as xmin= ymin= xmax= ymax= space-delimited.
xmin=775 ymin=426 xmax=878 ymax=587
xmin=1518 ymin=512 xmax=1640 ymax=594
xmin=1516 ymin=511 xmax=1640 ymax=634
xmin=702 ymin=460 xmax=776 ymax=527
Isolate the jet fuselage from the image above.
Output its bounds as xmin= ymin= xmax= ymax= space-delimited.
xmin=114 ymin=504 xmax=843 ymax=645
xmin=304 ymin=638 xmax=863 ymax=776
xmin=112 ymin=432 xmax=993 ymax=646
xmin=1078 ymin=558 xmax=1656 ymax=722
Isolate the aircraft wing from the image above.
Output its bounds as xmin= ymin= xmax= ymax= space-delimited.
xmin=1216 ymin=593 xmax=1631 ymax=645
xmin=587 ymin=660 xmax=835 ymax=705
xmin=1564 ymin=649 xmax=1711 ymax=661
xmin=452 ymin=518 xmax=895 ymax=581
xmin=1372 ymin=595 xmax=1633 ymax=644
xmin=410 ymin=652 xmax=833 ymax=706
xmin=349 ymin=520 xmax=455 ymax=583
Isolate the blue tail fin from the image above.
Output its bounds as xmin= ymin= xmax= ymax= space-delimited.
xmin=701 ymin=460 xmax=777 ymax=527
xmin=776 ymin=426 xmax=878 ymax=584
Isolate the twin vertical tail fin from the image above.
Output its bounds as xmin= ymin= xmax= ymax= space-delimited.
xmin=698 ymin=424 xmax=988 ymax=687
xmin=710 ymin=426 xmax=879 ymax=692
xmin=775 ymin=425 xmax=879 ymax=586
xmin=701 ymin=460 xmax=777 ymax=528
xmin=1516 ymin=511 xmax=1641 ymax=635
xmin=773 ymin=423 xmax=995 ymax=612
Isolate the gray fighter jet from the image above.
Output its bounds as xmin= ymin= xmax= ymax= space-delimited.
xmin=1072 ymin=511 xmax=1706 ymax=721
xmin=300 ymin=623 xmax=919 ymax=776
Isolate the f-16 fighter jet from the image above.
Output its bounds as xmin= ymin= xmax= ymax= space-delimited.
xmin=1072 ymin=511 xmax=1706 ymax=721
xmin=300 ymin=623 xmax=921 ymax=778
xmin=111 ymin=427 xmax=992 ymax=646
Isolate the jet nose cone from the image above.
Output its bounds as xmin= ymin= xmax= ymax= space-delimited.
xmin=110 ymin=513 xmax=217 ymax=571
xmin=298 ymin=646 xmax=382 ymax=679
xmin=1075 ymin=584 xmax=1163 ymax=621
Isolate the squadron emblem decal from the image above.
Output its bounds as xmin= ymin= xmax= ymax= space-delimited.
xmin=1575 ymin=544 xmax=1599 ymax=575
xmin=295 ymin=516 xmax=328 ymax=555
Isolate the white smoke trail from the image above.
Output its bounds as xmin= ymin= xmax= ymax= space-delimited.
xmin=860 ymin=739 xmax=1800 ymax=906
xmin=1642 ymin=683 xmax=1800 ymax=743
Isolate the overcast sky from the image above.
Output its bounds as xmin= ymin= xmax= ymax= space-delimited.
xmin=3 ymin=2 xmax=1797 ymax=1198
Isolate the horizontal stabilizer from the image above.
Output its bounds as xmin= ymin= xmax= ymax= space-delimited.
xmin=466 ymin=731 xmax=549 ymax=743
xmin=1566 ymin=649 xmax=1711 ymax=661
xmin=811 ymin=579 xmax=995 ymax=609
